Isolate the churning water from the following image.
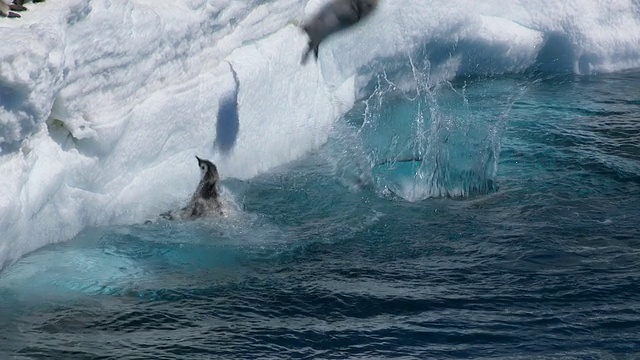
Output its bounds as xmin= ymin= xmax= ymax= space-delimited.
xmin=1 ymin=69 xmax=639 ymax=359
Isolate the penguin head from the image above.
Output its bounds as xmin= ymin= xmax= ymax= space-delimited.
xmin=196 ymin=156 xmax=219 ymax=183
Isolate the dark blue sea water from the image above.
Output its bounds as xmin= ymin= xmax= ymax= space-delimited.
xmin=1 ymin=70 xmax=640 ymax=359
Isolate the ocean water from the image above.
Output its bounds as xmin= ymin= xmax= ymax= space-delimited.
xmin=1 ymin=68 xmax=639 ymax=359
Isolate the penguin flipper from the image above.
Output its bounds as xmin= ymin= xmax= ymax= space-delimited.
xmin=9 ymin=4 xmax=27 ymax=11
xmin=159 ymin=210 xmax=175 ymax=220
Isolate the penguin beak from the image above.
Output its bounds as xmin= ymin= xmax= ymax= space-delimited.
xmin=196 ymin=156 xmax=202 ymax=163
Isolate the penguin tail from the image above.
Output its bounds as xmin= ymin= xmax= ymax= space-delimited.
xmin=300 ymin=41 xmax=319 ymax=65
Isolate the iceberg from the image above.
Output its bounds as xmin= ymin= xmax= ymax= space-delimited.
xmin=1 ymin=0 xmax=640 ymax=270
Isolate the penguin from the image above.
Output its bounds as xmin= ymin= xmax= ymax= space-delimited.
xmin=0 ymin=1 xmax=20 ymax=17
xmin=13 ymin=0 xmax=45 ymax=6
xmin=161 ymin=156 xmax=223 ymax=220
xmin=188 ymin=156 xmax=223 ymax=218
xmin=5 ymin=0 xmax=46 ymax=13
xmin=300 ymin=0 xmax=379 ymax=64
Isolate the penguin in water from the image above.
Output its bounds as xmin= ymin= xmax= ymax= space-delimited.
xmin=161 ymin=156 xmax=223 ymax=220
xmin=300 ymin=0 xmax=379 ymax=64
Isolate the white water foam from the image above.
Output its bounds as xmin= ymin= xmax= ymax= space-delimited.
xmin=1 ymin=0 xmax=640 ymax=269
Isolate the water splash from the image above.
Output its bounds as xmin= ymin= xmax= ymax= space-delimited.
xmin=344 ymin=54 xmax=528 ymax=201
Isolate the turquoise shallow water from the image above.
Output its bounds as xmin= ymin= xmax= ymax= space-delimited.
xmin=1 ymin=71 xmax=639 ymax=359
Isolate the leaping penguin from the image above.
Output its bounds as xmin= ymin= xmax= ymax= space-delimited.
xmin=299 ymin=0 xmax=379 ymax=64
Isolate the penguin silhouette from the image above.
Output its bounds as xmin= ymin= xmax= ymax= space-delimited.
xmin=160 ymin=156 xmax=222 ymax=220
xmin=300 ymin=0 xmax=379 ymax=64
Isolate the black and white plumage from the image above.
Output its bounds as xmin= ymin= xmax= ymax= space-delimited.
xmin=300 ymin=0 xmax=379 ymax=64
xmin=13 ymin=0 xmax=46 ymax=5
xmin=0 ymin=2 xmax=20 ymax=18
xmin=1 ymin=0 xmax=46 ymax=17
xmin=190 ymin=156 xmax=222 ymax=217
xmin=161 ymin=156 xmax=223 ymax=220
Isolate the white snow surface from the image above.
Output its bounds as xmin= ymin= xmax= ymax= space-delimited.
xmin=1 ymin=0 xmax=639 ymax=269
